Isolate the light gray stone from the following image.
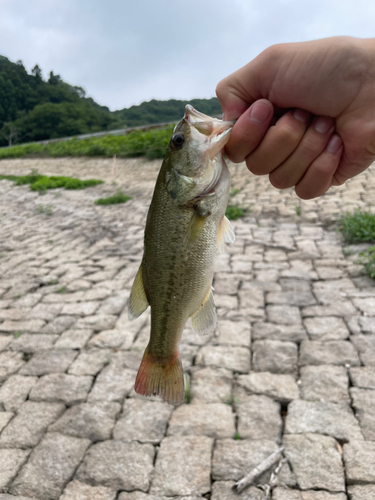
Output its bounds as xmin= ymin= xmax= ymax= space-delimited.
xmin=285 ymin=399 xmax=363 ymax=442
xmin=75 ymin=314 xmax=117 ymax=331
xmin=89 ymin=329 xmax=134 ymax=349
xmin=299 ymin=341 xmax=360 ymax=366
xmin=348 ymin=485 xmax=375 ymax=500
xmin=212 ymin=438 xmax=277 ymax=481
xmin=190 ymin=366 xmax=233 ymax=404
xmin=61 ymin=301 xmax=100 ymax=316
xmin=211 ymin=481 xmax=264 ymax=500
xmin=113 ymin=398 xmax=173 ymax=443
xmin=253 ymin=340 xmax=298 ymax=374
xmin=68 ymin=348 xmax=111 ymax=375
xmin=0 ymin=319 xmax=46 ymax=333
xmin=302 ymin=301 xmax=357 ymax=318
xmin=0 ymin=449 xmax=30 ymax=492
xmin=266 ymin=291 xmax=316 ymax=307
xmin=19 ymin=349 xmax=78 ymax=375
xmin=272 ymin=489 xmax=347 ymax=499
xmin=60 ymin=480 xmax=117 ymax=500
xmin=54 ymin=329 xmax=93 ymax=349
xmin=350 ymin=335 xmax=375 ymax=366
xmin=41 ymin=315 xmax=76 ymax=334
xmin=77 ymin=440 xmax=154 ymax=492
xmin=0 ymin=412 xmax=13 ymax=433
xmin=0 ymin=351 xmax=24 ymax=382
xmin=266 ymin=305 xmax=302 ymax=325
xmin=358 ymin=316 xmax=375 ymax=333
xmin=283 ymin=433 xmax=345 ymax=492
xmin=9 ymin=333 xmax=58 ymax=352
xmin=150 ymin=435 xmax=212 ymax=496
xmin=350 ymin=367 xmax=375 ymax=389
xmin=0 ymin=375 xmax=38 ymax=411
xmin=0 ymin=336 xmax=12 ymax=352
xmin=30 ymin=373 xmax=93 ymax=405
xmin=0 ymin=494 xmax=35 ymax=500
xmin=98 ymin=292 xmax=129 ymax=315
xmin=344 ymin=440 xmax=375 ymax=484
xmin=350 ymin=388 xmax=375 ymax=440
xmin=216 ymin=319 xmax=251 ymax=346
xmin=168 ymin=403 xmax=235 ymax=438
xmin=237 ymin=372 xmax=299 ymax=402
xmin=303 ymin=317 xmax=349 ymax=341
xmin=118 ymin=493 xmax=202 ymax=500
xmin=300 ymin=365 xmax=349 ymax=403
xmin=252 ymin=322 xmax=307 ymax=342
xmin=236 ymin=395 xmax=281 ymax=440
xmin=352 ymin=297 xmax=375 ymax=315
xmin=30 ymin=302 xmax=63 ymax=321
xmin=11 ymin=433 xmax=90 ymax=500
xmin=195 ymin=345 xmax=250 ymax=373
xmin=50 ymin=402 xmax=121 ymax=440
xmin=0 ymin=401 xmax=65 ymax=448
xmin=88 ymin=364 xmax=136 ymax=403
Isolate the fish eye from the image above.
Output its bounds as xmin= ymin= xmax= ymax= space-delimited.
xmin=171 ymin=133 xmax=185 ymax=150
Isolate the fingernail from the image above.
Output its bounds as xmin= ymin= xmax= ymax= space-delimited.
xmin=314 ymin=116 xmax=334 ymax=134
xmin=326 ymin=134 xmax=342 ymax=154
xmin=293 ymin=108 xmax=310 ymax=123
xmin=249 ymin=101 xmax=271 ymax=124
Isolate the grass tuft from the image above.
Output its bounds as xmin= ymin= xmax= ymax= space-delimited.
xmin=358 ymin=246 xmax=375 ymax=279
xmin=225 ymin=205 xmax=245 ymax=220
xmin=339 ymin=210 xmax=375 ymax=244
xmin=95 ymin=190 xmax=132 ymax=205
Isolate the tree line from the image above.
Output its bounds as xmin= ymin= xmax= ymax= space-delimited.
xmin=0 ymin=55 xmax=222 ymax=147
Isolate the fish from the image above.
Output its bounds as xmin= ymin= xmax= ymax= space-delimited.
xmin=127 ymin=105 xmax=235 ymax=404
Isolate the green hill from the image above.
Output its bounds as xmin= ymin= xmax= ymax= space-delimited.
xmin=0 ymin=55 xmax=222 ymax=147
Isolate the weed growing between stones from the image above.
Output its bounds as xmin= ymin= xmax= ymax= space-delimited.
xmin=357 ymin=246 xmax=375 ymax=279
xmin=294 ymin=205 xmax=302 ymax=216
xmin=340 ymin=210 xmax=375 ymax=243
xmin=37 ymin=204 xmax=54 ymax=216
xmin=225 ymin=205 xmax=245 ymax=220
xmin=94 ymin=190 xmax=132 ymax=205
xmin=0 ymin=170 xmax=103 ymax=192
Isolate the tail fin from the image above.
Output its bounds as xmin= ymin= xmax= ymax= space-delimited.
xmin=135 ymin=346 xmax=184 ymax=405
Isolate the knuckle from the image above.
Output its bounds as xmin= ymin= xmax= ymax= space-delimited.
xmin=276 ymin=123 xmax=302 ymax=146
xmin=215 ymin=80 xmax=228 ymax=101
xmin=269 ymin=171 xmax=293 ymax=190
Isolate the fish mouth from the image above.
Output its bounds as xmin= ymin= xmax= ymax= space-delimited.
xmin=184 ymin=105 xmax=234 ymax=159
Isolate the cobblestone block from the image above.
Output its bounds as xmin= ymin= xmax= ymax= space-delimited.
xmin=236 ymin=395 xmax=281 ymax=440
xmin=0 ymin=401 xmax=65 ymax=448
xmin=0 ymin=351 xmax=24 ymax=382
xmin=302 ymin=301 xmax=357 ymax=317
xmin=68 ymin=348 xmax=111 ymax=376
xmin=212 ymin=438 xmax=277 ymax=481
xmin=98 ymin=292 xmax=129 ymax=315
xmin=252 ymin=322 xmax=307 ymax=342
xmin=266 ymin=305 xmax=302 ymax=325
xmin=168 ymin=403 xmax=235 ymax=438
xmin=89 ymin=329 xmax=134 ymax=349
xmin=303 ymin=317 xmax=349 ymax=341
xmin=150 ymin=435 xmax=212 ymax=496
xmin=9 ymin=333 xmax=58 ymax=352
xmin=253 ymin=340 xmax=298 ymax=374
xmin=0 ymin=319 xmax=45 ymax=333
xmin=54 ymin=329 xmax=93 ymax=349
xmin=283 ymin=433 xmax=345 ymax=492
xmin=20 ymin=349 xmax=78 ymax=375
xmin=190 ymin=366 xmax=233 ymax=404
xmin=0 ymin=309 xmax=31 ymax=321
xmin=348 ymin=485 xmax=375 ymax=500
xmin=0 ymin=412 xmax=13 ymax=433
xmin=77 ymin=440 xmax=154 ymax=492
xmin=352 ymin=297 xmax=375 ymax=315
xmin=266 ymin=291 xmax=316 ymax=307
xmin=195 ymin=345 xmax=250 ymax=373
xmin=88 ymin=365 xmax=136 ymax=403
xmin=272 ymin=489 xmax=347 ymax=499
xmin=344 ymin=440 xmax=375 ymax=484
xmin=29 ymin=303 xmax=63 ymax=321
xmin=113 ymin=398 xmax=172 ymax=443
xmin=300 ymin=365 xmax=349 ymax=403
xmin=0 ymin=375 xmax=38 ymax=411
xmin=237 ymin=371 xmax=299 ymax=402
xmin=299 ymin=341 xmax=360 ymax=366
xmin=285 ymin=399 xmax=363 ymax=442
xmin=50 ymin=402 xmax=121 ymax=440
xmin=75 ymin=314 xmax=117 ymax=331
xmin=350 ymin=335 xmax=375 ymax=366
xmin=358 ymin=316 xmax=375 ymax=333
xmin=349 ymin=367 xmax=375 ymax=389
xmin=350 ymin=388 xmax=375 ymax=440
xmin=0 ymin=336 xmax=11 ymax=352
xmin=11 ymin=433 xmax=90 ymax=499
xmin=211 ymin=481 xmax=264 ymax=500
xmin=41 ymin=315 xmax=76 ymax=334
xmin=60 ymin=480 xmax=117 ymax=500
xmin=216 ymin=319 xmax=251 ymax=346
xmin=30 ymin=373 xmax=93 ymax=405
xmin=61 ymin=301 xmax=100 ymax=316
xmin=0 ymin=449 xmax=30 ymax=492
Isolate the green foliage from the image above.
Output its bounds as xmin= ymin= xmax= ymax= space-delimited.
xmin=37 ymin=204 xmax=54 ymax=215
xmin=0 ymin=174 xmax=19 ymax=182
xmin=234 ymin=432 xmax=241 ymax=440
xmin=95 ymin=190 xmax=132 ymax=205
xmin=339 ymin=210 xmax=375 ymax=243
xmin=294 ymin=205 xmax=302 ymax=216
xmin=0 ymin=125 xmax=174 ymax=160
xmin=1 ymin=170 xmax=103 ymax=192
xmin=14 ymin=331 xmax=22 ymax=338
xmin=230 ymin=188 xmax=240 ymax=198
xmin=184 ymin=374 xmax=191 ymax=404
xmin=225 ymin=205 xmax=245 ymax=220
xmin=358 ymin=246 xmax=375 ymax=279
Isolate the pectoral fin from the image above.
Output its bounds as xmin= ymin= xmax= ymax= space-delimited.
xmin=184 ymin=211 xmax=206 ymax=251
xmin=190 ymin=287 xmax=217 ymax=336
xmin=217 ymin=215 xmax=235 ymax=252
xmin=128 ymin=264 xmax=149 ymax=320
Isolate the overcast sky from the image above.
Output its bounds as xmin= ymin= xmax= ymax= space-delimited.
xmin=1 ymin=0 xmax=374 ymax=111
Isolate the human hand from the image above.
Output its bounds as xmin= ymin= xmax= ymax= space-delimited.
xmin=216 ymin=37 xmax=375 ymax=199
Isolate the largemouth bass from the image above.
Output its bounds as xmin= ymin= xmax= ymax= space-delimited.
xmin=128 ymin=105 xmax=235 ymax=404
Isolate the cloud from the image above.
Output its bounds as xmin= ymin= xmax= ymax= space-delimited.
xmin=0 ymin=0 xmax=374 ymax=110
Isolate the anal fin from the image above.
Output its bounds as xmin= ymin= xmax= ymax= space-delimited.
xmin=190 ymin=287 xmax=217 ymax=336
xmin=128 ymin=263 xmax=149 ymax=320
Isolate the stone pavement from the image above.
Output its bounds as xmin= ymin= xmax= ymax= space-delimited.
xmin=0 ymin=157 xmax=374 ymax=500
